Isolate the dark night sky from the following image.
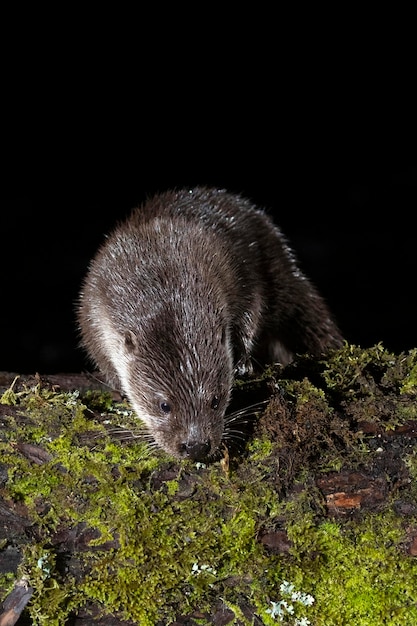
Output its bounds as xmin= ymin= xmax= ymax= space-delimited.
xmin=3 ymin=147 xmax=415 ymax=376
xmin=2 ymin=0 xmax=416 ymax=378
xmin=2 ymin=77 xmax=416 ymax=375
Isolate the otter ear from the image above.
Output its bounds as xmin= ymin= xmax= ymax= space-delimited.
xmin=124 ymin=330 xmax=139 ymax=354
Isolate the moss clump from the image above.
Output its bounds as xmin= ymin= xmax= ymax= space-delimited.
xmin=279 ymin=510 xmax=417 ymax=626
xmin=319 ymin=342 xmax=417 ymax=426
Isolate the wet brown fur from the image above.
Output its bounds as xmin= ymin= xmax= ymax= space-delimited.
xmin=77 ymin=187 xmax=343 ymax=459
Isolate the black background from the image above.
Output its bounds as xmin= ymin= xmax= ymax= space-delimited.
xmin=2 ymin=34 xmax=416 ymax=376
xmin=3 ymin=145 xmax=415 ymax=376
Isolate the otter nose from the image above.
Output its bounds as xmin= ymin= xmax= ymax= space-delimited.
xmin=181 ymin=440 xmax=211 ymax=460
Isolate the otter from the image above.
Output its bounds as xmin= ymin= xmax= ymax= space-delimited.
xmin=77 ymin=187 xmax=343 ymax=460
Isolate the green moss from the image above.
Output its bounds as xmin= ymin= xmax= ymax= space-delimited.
xmin=80 ymin=388 xmax=116 ymax=412
xmin=68 ymin=476 xmax=267 ymax=623
xmin=281 ymin=511 xmax=417 ymax=626
xmin=246 ymin=437 xmax=274 ymax=461
xmin=1 ymin=344 xmax=416 ymax=623
xmin=0 ymin=374 xmax=20 ymax=405
xmin=0 ymin=572 xmax=15 ymax=601
xmin=319 ymin=343 xmax=417 ymax=425
xmin=5 ymin=452 xmax=417 ymax=625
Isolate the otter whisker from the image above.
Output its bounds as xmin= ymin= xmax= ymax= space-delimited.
xmin=100 ymin=427 xmax=133 ymax=435
xmin=223 ymin=431 xmax=247 ymax=442
xmin=82 ymin=369 xmax=117 ymax=390
xmin=224 ymin=400 xmax=268 ymax=424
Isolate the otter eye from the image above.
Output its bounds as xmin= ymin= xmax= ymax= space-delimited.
xmin=160 ymin=401 xmax=171 ymax=414
xmin=211 ymin=395 xmax=220 ymax=410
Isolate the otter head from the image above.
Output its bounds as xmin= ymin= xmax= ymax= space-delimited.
xmin=116 ymin=307 xmax=234 ymax=461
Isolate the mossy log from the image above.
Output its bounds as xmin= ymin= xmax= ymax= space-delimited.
xmin=0 ymin=343 xmax=416 ymax=626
